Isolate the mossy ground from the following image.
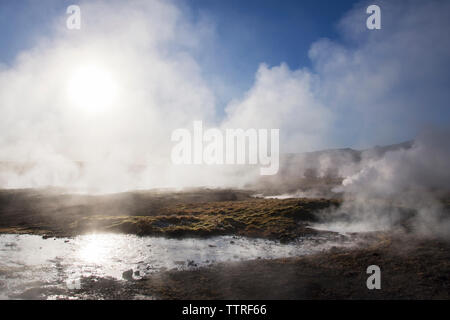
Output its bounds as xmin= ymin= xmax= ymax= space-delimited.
xmin=0 ymin=188 xmax=339 ymax=240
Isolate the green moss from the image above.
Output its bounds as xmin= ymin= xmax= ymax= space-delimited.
xmin=0 ymin=189 xmax=342 ymax=240
xmin=65 ymin=198 xmax=338 ymax=240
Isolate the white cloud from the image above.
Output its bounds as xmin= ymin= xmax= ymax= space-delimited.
xmin=1 ymin=0 xmax=449 ymax=194
xmin=0 ymin=0 xmax=217 ymax=191
xmin=223 ymin=63 xmax=332 ymax=153
xmin=309 ymin=0 xmax=450 ymax=147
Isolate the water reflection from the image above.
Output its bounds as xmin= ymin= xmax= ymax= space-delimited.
xmin=0 ymin=233 xmax=353 ymax=299
xmin=78 ymin=234 xmax=115 ymax=264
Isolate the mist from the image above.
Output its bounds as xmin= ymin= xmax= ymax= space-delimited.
xmin=320 ymin=128 xmax=450 ymax=237
xmin=0 ymin=0 xmax=449 ymax=211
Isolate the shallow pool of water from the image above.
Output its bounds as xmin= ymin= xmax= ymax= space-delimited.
xmin=0 ymin=233 xmax=353 ymax=299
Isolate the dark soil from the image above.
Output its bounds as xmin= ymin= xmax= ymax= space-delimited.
xmin=61 ymin=234 xmax=450 ymax=300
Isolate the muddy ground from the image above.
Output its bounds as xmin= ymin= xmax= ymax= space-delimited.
xmin=19 ymin=233 xmax=446 ymax=300
xmin=0 ymin=188 xmax=449 ymax=299
xmin=135 ymin=234 xmax=450 ymax=299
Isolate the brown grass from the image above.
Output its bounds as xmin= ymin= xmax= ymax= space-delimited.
xmin=0 ymin=188 xmax=339 ymax=240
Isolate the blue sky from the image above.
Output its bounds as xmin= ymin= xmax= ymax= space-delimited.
xmin=0 ymin=1 xmax=69 ymax=63
xmin=185 ymin=0 xmax=358 ymax=96
xmin=0 ymin=0 xmax=449 ymax=151
xmin=0 ymin=0 xmax=357 ymax=107
xmin=0 ymin=0 xmax=357 ymax=67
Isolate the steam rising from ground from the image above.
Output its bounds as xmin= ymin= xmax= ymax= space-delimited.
xmin=0 ymin=0 xmax=449 ymax=240
xmin=314 ymin=129 xmax=450 ymax=237
xmin=0 ymin=0 xmax=229 ymax=192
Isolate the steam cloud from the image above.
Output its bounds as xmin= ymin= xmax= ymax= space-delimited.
xmin=0 ymin=0 xmax=449 ymax=241
xmin=322 ymin=128 xmax=450 ymax=237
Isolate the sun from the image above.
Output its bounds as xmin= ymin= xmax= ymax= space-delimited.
xmin=67 ymin=64 xmax=118 ymax=112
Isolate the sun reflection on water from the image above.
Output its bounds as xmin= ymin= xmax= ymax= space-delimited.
xmin=77 ymin=234 xmax=116 ymax=264
xmin=0 ymin=233 xmax=356 ymax=299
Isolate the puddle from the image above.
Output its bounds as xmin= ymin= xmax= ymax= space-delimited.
xmin=0 ymin=233 xmax=353 ymax=299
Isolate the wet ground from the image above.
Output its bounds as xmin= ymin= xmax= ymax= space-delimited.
xmin=0 ymin=232 xmax=355 ymax=299
xmin=138 ymin=234 xmax=450 ymax=300
xmin=0 ymin=188 xmax=448 ymax=299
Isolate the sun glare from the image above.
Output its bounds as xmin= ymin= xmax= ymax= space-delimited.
xmin=78 ymin=234 xmax=112 ymax=264
xmin=67 ymin=64 xmax=118 ymax=112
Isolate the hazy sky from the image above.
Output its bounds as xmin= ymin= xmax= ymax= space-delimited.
xmin=0 ymin=0 xmax=449 ymax=153
xmin=0 ymin=0 xmax=356 ymax=110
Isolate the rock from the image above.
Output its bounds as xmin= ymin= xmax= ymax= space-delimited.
xmin=187 ymin=260 xmax=197 ymax=267
xmin=122 ymin=269 xmax=134 ymax=281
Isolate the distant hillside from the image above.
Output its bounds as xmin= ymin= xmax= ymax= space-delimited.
xmin=250 ymin=141 xmax=414 ymax=196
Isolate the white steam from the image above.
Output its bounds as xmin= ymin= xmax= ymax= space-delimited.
xmin=0 ymin=0 xmax=449 ymax=208
xmin=327 ymin=129 xmax=450 ymax=237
